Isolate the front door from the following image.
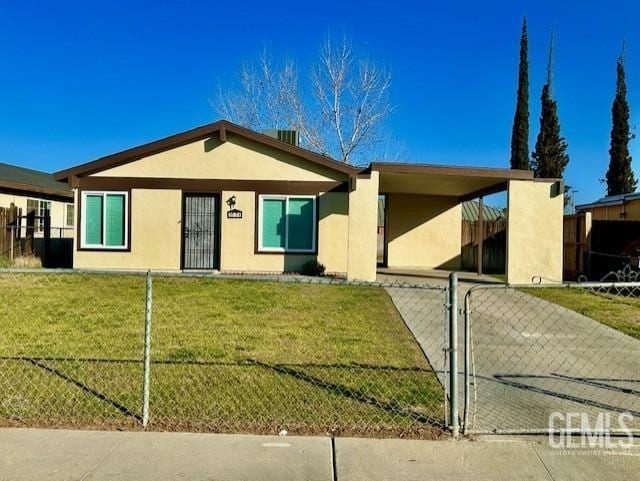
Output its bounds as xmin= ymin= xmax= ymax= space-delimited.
xmin=182 ymin=194 xmax=219 ymax=270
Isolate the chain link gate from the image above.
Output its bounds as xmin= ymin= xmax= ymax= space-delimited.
xmin=462 ymin=282 xmax=640 ymax=436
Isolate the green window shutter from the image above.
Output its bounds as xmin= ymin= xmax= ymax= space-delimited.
xmin=287 ymin=197 xmax=314 ymax=250
xmin=85 ymin=195 xmax=103 ymax=245
xmin=261 ymin=198 xmax=286 ymax=249
xmin=105 ymin=194 xmax=125 ymax=247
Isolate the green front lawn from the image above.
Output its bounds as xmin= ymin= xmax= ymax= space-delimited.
xmin=522 ymin=286 xmax=640 ymax=340
xmin=0 ymin=273 xmax=444 ymax=438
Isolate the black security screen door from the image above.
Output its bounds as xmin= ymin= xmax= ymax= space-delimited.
xmin=182 ymin=194 xmax=219 ymax=270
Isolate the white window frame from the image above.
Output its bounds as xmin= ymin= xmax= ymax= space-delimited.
xmin=65 ymin=203 xmax=75 ymax=228
xmin=80 ymin=191 xmax=129 ymax=250
xmin=27 ymin=198 xmax=51 ymax=232
xmin=257 ymin=194 xmax=317 ymax=253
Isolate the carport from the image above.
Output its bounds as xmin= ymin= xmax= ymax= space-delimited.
xmin=366 ymin=163 xmax=564 ymax=284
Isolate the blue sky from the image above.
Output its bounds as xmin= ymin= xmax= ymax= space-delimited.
xmin=0 ymin=0 xmax=638 ymax=205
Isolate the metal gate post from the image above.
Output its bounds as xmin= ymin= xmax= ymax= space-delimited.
xmin=448 ymin=272 xmax=459 ymax=437
xmin=142 ymin=271 xmax=153 ymax=427
xmin=463 ymin=292 xmax=470 ymax=434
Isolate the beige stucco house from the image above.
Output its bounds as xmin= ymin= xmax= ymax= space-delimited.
xmin=54 ymin=121 xmax=563 ymax=283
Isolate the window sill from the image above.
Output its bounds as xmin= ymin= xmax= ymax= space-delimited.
xmin=256 ymin=249 xmax=317 ymax=255
xmin=78 ymin=246 xmax=130 ymax=252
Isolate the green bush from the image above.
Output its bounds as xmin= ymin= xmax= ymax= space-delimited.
xmin=301 ymin=259 xmax=326 ymax=277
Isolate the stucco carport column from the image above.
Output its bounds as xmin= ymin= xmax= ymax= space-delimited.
xmin=506 ymin=179 xmax=564 ymax=284
xmin=347 ymin=171 xmax=379 ymax=281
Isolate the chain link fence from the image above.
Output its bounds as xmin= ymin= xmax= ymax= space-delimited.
xmin=0 ymin=270 xmax=448 ymax=438
xmin=0 ymin=272 xmax=145 ymax=429
xmin=463 ymin=282 xmax=640 ymax=435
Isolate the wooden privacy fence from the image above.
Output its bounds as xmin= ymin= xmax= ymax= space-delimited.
xmin=0 ymin=204 xmax=45 ymax=261
xmin=0 ymin=205 xmax=22 ymax=259
xmin=563 ymin=213 xmax=590 ymax=280
xmin=461 ymin=219 xmax=506 ymax=273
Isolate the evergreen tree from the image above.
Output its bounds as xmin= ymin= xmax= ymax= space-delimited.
xmin=510 ymin=17 xmax=530 ymax=170
xmin=531 ymin=34 xmax=570 ymax=179
xmin=606 ymin=46 xmax=636 ymax=195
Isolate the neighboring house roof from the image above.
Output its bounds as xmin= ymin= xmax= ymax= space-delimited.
xmin=54 ymin=120 xmax=361 ymax=181
xmin=0 ymin=161 xmax=72 ymax=199
xmin=461 ymin=200 xmax=505 ymax=221
xmin=576 ymin=192 xmax=640 ymax=211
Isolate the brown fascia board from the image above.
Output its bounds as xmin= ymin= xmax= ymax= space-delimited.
xmin=0 ymin=178 xmax=73 ymax=200
xmin=54 ymin=120 xmax=360 ymax=182
xmin=370 ymin=162 xmax=535 ymax=180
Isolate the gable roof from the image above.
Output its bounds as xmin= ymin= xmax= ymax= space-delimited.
xmin=461 ymin=200 xmax=505 ymax=221
xmin=576 ymin=192 xmax=640 ymax=211
xmin=54 ymin=120 xmax=360 ymax=182
xmin=0 ymin=162 xmax=72 ymax=199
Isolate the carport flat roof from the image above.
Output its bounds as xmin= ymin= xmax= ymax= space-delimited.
xmin=370 ymin=162 xmax=534 ymax=199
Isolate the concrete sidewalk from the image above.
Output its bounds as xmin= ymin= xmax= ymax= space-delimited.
xmin=2 ymin=429 xmax=640 ymax=481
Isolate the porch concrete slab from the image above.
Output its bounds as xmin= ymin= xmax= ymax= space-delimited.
xmin=377 ymin=267 xmax=501 ymax=286
xmin=0 ymin=428 xmax=129 ymax=481
xmin=84 ymin=431 xmax=332 ymax=481
xmin=334 ymin=437 xmax=553 ymax=481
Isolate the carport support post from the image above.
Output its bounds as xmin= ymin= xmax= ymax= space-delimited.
xmin=448 ymin=272 xmax=459 ymax=437
xmin=142 ymin=271 xmax=153 ymax=427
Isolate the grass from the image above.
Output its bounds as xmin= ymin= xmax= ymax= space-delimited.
xmin=0 ymin=255 xmax=42 ymax=268
xmin=0 ymin=273 xmax=444 ymax=438
xmin=522 ymin=287 xmax=640 ymax=340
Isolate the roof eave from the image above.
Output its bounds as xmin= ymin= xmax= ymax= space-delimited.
xmin=0 ymin=179 xmax=73 ymax=200
xmin=54 ymin=120 xmax=359 ymax=182
xmin=370 ymin=162 xmax=535 ymax=180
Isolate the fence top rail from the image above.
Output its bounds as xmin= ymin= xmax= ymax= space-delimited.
xmin=465 ymin=280 xmax=640 ymax=298
xmin=0 ymin=268 xmax=448 ymax=291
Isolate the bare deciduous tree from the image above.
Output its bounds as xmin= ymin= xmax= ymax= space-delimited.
xmin=214 ymin=36 xmax=394 ymax=165
xmin=215 ymin=50 xmax=297 ymax=133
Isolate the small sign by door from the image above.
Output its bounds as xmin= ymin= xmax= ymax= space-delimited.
xmin=227 ymin=209 xmax=243 ymax=219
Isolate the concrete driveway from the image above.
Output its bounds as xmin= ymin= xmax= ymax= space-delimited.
xmin=380 ymin=270 xmax=640 ymax=434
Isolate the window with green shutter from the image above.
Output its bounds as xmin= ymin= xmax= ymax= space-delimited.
xmin=258 ymin=195 xmax=316 ymax=252
xmin=287 ymin=197 xmax=314 ymax=250
xmin=105 ymin=194 xmax=125 ymax=246
xmin=85 ymin=195 xmax=103 ymax=245
xmin=82 ymin=191 xmax=128 ymax=249
xmin=261 ymin=198 xmax=286 ymax=249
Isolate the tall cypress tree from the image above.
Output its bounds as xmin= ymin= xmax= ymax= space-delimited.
xmin=606 ymin=47 xmax=636 ymax=195
xmin=510 ymin=17 xmax=530 ymax=170
xmin=531 ymin=34 xmax=570 ymax=179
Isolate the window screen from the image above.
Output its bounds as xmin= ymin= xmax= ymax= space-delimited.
xmin=287 ymin=197 xmax=314 ymax=250
xmin=84 ymin=195 xmax=104 ymax=245
xmin=261 ymin=198 xmax=286 ymax=249
xmin=259 ymin=196 xmax=316 ymax=252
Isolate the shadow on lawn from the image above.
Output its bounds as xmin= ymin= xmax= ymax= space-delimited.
xmin=23 ymin=357 xmax=142 ymax=421
xmin=251 ymin=360 xmax=444 ymax=428
xmin=1 ymin=355 xmax=443 ymax=429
